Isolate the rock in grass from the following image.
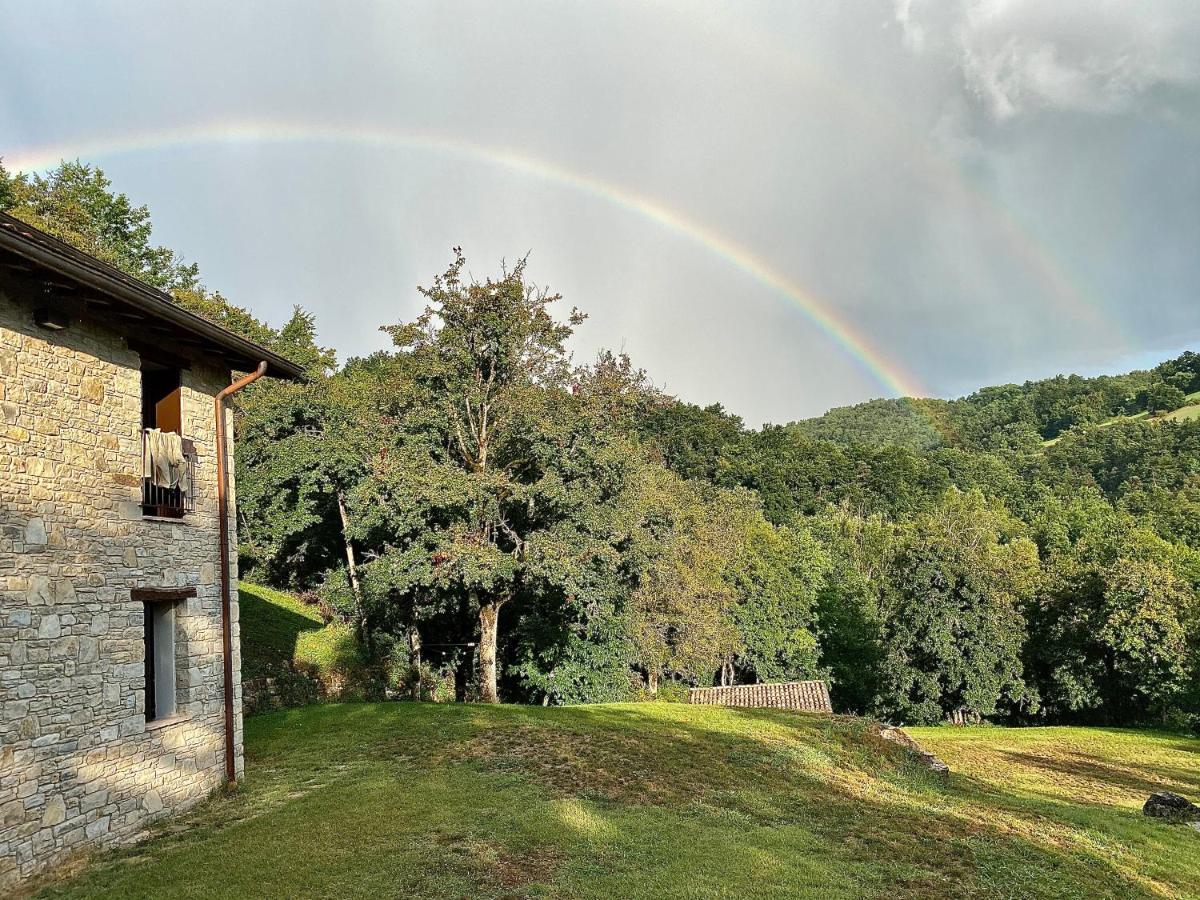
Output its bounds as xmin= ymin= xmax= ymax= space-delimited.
xmin=1143 ymin=792 xmax=1200 ymax=822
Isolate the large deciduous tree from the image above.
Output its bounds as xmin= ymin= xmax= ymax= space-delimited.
xmin=875 ymin=490 xmax=1039 ymax=725
xmin=377 ymin=250 xmax=584 ymax=702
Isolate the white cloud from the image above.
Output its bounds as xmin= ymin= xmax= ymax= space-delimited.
xmin=893 ymin=0 xmax=925 ymax=53
xmin=900 ymin=0 xmax=1200 ymax=119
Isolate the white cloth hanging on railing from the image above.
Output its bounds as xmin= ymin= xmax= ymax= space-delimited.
xmin=143 ymin=428 xmax=191 ymax=494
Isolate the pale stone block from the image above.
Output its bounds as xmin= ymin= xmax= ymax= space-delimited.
xmin=83 ymin=817 xmax=110 ymax=839
xmin=80 ymin=378 xmax=104 ymax=403
xmin=78 ymin=638 xmax=98 ymax=663
xmin=23 ymin=519 xmax=46 ymax=545
xmin=50 ymin=636 xmax=78 ymax=659
xmin=36 ymin=614 xmax=60 ymax=639
xmin=40 ymin=797 xmax=65 ymax=828
xmin=0 ymin=801 xmax=24 ymax=828
xmin=53 ymin=580 xmax=76 ymax=604
xmin=26 ymin=575 xmax=52 ymax=606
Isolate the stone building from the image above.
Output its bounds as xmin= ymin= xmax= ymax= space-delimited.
xmin=0 ymin=212 xmax=303 ymax=888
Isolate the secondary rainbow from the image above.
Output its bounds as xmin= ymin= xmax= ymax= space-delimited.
xmin=7 ymin=121 xmax=926 ymax=399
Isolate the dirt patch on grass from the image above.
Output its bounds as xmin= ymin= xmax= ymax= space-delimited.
xmin=489 ymin=845 xmax=561 ymax=890
xmin=430 ymin=832 xmax=561 ymax=896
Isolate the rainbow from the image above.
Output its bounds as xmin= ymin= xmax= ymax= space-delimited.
xmin=6 ymin=120 xmax=927 ymax=399
xmin=676 ymin=9 xmax=1122 ymax=347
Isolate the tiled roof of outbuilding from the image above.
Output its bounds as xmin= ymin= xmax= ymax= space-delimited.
xmin=688 ymin=681 xmax=833 ymax=712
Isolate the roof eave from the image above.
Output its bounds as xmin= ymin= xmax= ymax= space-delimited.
xmin=0 ymin=214 xmax=306 ymax=381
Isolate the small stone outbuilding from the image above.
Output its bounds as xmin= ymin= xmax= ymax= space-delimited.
xmin=0 ymin=212 xmax=303 ymax=888
xmin=688 ymin=681 xmax=833 ymax=712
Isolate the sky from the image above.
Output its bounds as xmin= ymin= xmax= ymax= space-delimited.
xmin=3 ymin=0 xmax=1200 ymax=425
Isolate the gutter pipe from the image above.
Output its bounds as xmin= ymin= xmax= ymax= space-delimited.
xmin=215 ymin=361 xmax=269 ymax=783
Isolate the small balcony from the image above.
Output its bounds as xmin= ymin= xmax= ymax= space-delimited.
xmin=141 ymin=429 xmax=197 ymax=518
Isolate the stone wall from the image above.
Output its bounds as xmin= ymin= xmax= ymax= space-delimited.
xmin=0 ymin=286 xmax=243 ymax=889
xmin=242 ymin=666 xmax=323 ymax=716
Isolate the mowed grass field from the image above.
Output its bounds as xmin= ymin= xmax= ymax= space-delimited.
xmin=36 ymin=703 xmax=1200 ymax=900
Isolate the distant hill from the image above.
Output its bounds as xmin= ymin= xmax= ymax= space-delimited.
xmin=789 ymin=351 xmax=1200 ymax=451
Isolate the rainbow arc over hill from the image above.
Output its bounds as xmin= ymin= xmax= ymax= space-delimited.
xmin=8 ymin=120 xmax=928 ymax=400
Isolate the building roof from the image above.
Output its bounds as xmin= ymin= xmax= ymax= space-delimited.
xmin=687 ymin=681 xmax=833 ymax=713
xmin=0 ymin=211 xmax=305 ymax=380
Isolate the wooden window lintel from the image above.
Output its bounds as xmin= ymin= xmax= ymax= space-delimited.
xmin=132 ymin=586 xmax=197 ymax=603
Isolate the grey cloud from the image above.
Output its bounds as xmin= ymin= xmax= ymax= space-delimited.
xmin=899 ymin=0 xmax=1200 ymax=120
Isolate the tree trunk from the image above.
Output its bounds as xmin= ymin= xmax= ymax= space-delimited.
xmin=336 ymin=490 xmax=367 ymax=643
xmin=646 ymin=669 xmax=659 ymax=698
xmin=407 ymin=625 xmax=422 ymax=702
xmin=478 ymin=600 xmax=505 ymax=703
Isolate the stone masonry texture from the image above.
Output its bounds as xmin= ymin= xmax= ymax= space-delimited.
xmin=0 ymin=286 xmax=244 ymax=889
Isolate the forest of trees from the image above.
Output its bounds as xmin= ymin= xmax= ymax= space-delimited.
xmin=4 ymin=159 xmax=1198 ymax=728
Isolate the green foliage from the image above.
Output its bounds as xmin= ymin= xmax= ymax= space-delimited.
xmin=1143 ymin=381 xmax=1187 ymax=414
xmin=874 ymin=491 xmax=1038 ymax=725
xmin=728 ymin=520 xmax=828 ymax=683
xmin=1 ymin=160 xmax=199 ymax=291
xmin=789 ymin=397 xmax=949 ymax=450
xmin=1027 ymin=515 xmax=1200 ymax=723
xmin=810 ymin=506 xmax=891 ymax=714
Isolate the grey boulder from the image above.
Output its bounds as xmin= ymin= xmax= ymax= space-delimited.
xmin=1143 ymin=792 xmax=1200 ymax=823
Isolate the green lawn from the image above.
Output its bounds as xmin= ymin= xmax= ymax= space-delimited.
xmin=1164 ymin=402 xmax=1200 ymax=423
xmin=36 ymin=703 xmax=1200 ymax=899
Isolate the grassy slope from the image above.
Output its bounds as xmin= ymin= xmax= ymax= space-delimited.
xmin=238 ymin=582 xmax=361 ymax=682
xmin=39 ymin=704 xmax=1200 ymax=900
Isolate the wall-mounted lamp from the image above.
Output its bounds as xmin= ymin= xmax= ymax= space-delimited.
xmin=34 ymin=308 xmax=69 ymax=331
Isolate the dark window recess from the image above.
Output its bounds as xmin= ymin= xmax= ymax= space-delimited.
xmin=143 ymin=600 xmax=177 ymax=722
xmin=141 ymin=363 xmax=181 ymax=432
xmin=144 ymin=603 xmax=156 ymax=721
xmin=140 ymin=362 xmax=193 ymax=517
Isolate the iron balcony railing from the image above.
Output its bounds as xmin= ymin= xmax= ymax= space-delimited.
xmin=141 ymin=429 xmax=197 ymax=517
